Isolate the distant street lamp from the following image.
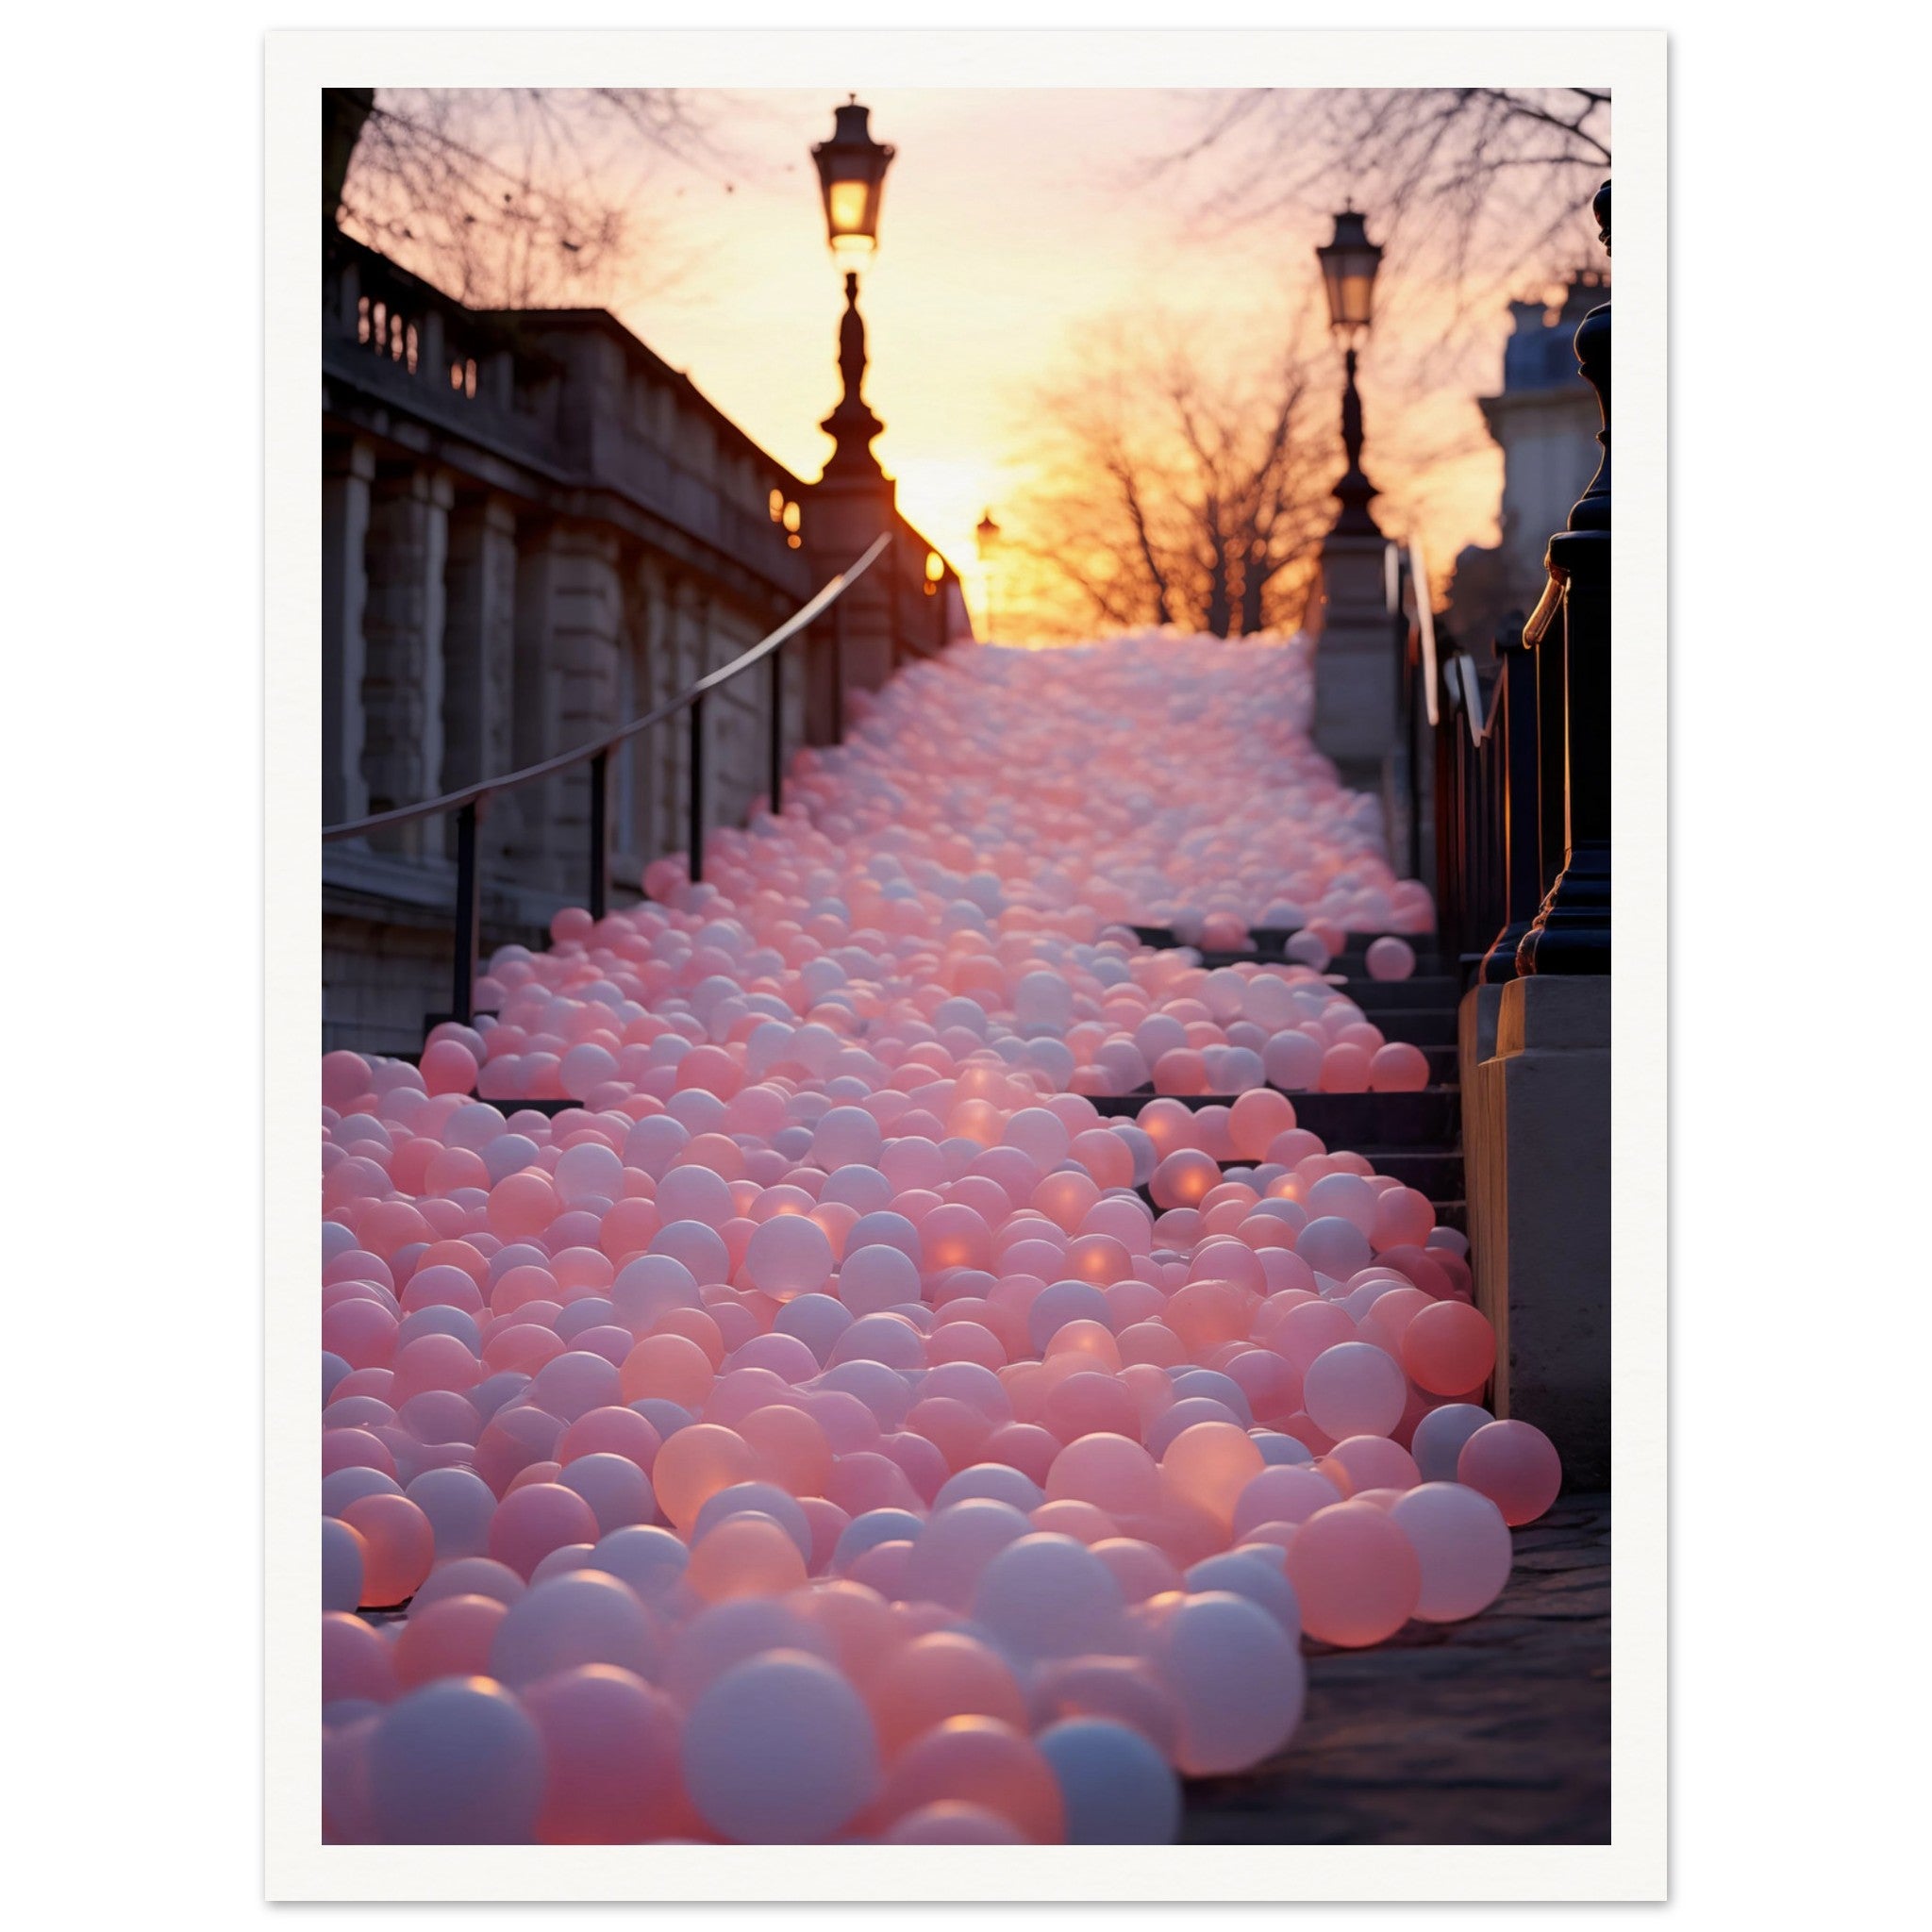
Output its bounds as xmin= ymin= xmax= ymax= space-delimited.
xmin=812 ymin=97 xmax=896 ymax=478
xmin=1316 ymin=207 xmax=1385 ymax=537
xmin=974 ymin=508 xmax=1002 ymax=638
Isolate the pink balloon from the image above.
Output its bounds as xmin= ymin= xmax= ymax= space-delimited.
xmin=1303 ymin=1341 xmax=1407 ymax=1441
xmin=1457 ymin=1419 xmax=1563 ymax=1525
xmin=320 ymin=630 xmax=1524 ymax=1844
xmin=1390 ymin=1483 xmax=1514 ymax=1621
xmin=524 ymin=1664 xmax=684 ymax=1843
xmin=1284 ymin=1500 xmax=1422 ymax=1646
xmin=1364 ymin=937 xmax=1416 ymax=981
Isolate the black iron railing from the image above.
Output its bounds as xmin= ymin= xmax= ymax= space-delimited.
xmin=322 ymin=533 xmax=892 ymax=1024
xmin=1397 ymin=177 xmax=1612 ymax=988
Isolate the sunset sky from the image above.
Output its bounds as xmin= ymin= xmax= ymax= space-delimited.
xmin=360 ymin=88 xmax=1606 ymax=638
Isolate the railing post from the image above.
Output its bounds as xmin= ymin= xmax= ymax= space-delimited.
xmin=830 ymin=597 xmax=847 ymax=746
xmin=453 ymin=800 xmax=481 ymax=1025
xmin=1519 ymin=179 xmax=1612 ymax=976
xmin=1532 ymin=591 xmax=1568 ymax=906
xmin=887 ymin=529 xmax=904 ymax=668
xmin=1433 ymin=690 xmax=1452 ymax=943
xmin=767 ymin=645 xmax=785 ymax=814
xmin=1480 ymin=617 xmax=1539 ymax=982
xmin=688 ymin=691 xmax=707 ymax=884
xmin=588 ymin=749 xmax=608 ymax=920
xmin=1411 ymin=657 xmax=1427 ymax=890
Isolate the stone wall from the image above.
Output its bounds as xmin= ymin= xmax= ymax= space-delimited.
xmin=322 ymin=235 xmax=968 ymax=1053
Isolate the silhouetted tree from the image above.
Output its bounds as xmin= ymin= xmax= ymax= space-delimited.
xmin=1011 ymin=319 xmax=1336 ymax=639
xmin=1162 ymin=88 xmax=1611 ymax=341
xmin=325 ymin=87 xmax=723 ymax=306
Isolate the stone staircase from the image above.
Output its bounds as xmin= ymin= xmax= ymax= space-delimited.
xmin=433 ymin=931 xmax=1469 ymax=1233
xmin=1117 ymin=929 xmax=1467 ymax=1233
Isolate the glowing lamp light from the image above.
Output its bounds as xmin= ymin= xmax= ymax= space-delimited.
xmin=1317 ymin=208 xmax=1383 ymax=337
xmin=812 ymin=95 xmax=895 ymax=271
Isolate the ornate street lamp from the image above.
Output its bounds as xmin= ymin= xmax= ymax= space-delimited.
xmin=974 ymin=509 xmax=1002 ymax=638
xmin=1316 ymin=207 xmax=1385 ymax=536
xmin=812 ymin=97 xmax=896 ymax=477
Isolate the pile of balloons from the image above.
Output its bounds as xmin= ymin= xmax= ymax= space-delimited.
xmin=321 ymin=635 xmax=1561 ymax=1845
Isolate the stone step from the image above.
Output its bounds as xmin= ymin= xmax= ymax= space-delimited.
xmin=1355 ymin=1149 xmax=1465 ymax=1198
xmin=469 ymin=1086 xmax=1460 ymax=1141
xmin=1091 ymin=1086 xmax=1459 ymax=1152
xmin=1141 ymin=1169 xmax=1467 ymax=1220
xmin=1131 ymin=923 xmax=1443 ymax=961
xmin=399 ymin=1098 xmax=1470 ymax=1219
xmin=1331 ymin=977 xmax=1461 ymax=1013
xmin=1338 ymin=1008 xmax=1458 ymax=1045
xmin=1292 ymin=1089 xmax=1459 ymax=1149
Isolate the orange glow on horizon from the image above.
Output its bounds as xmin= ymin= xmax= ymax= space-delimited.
xmin=356 ymin=90 xmax=1588 ymax=639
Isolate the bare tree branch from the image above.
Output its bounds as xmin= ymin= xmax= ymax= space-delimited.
xmin=1010 ymin=316 xmax=1336 ymax=639
xmin=1153 ymin=87 xmax=1612 ymax=353
xmin=330 ymin=87 xmax=733 ymax=308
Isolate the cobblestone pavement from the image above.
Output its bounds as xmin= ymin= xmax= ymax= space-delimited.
xmin=1182 ymin=1492 xmax=1611 ymax=1844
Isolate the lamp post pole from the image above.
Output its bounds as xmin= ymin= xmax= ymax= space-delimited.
xmin=1310 ymin=206 xmax=1399 ymax=798
xmin=975 ymin=508 xmax=1001 ymax=641
xmin=1332 ymin=341 xmax=1380 ymax=537
xmin=821 ymin=268 xmax=886 ymax=479
xmin=807 ymin=95 xmax=900 ymax=718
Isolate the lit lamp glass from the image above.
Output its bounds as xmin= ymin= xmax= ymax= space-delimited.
xmin=813 ymin=96 xmax=895 ymax=271
xmin=1317 ymin=208 xmax=1383 ymax=336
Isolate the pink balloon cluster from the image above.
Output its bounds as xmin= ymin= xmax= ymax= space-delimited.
xmin=320 ymin=635 xmax=1556 ymax=1845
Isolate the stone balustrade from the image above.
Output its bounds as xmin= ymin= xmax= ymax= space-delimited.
xmin=323 ymin=233 xmax=967 ymax=1051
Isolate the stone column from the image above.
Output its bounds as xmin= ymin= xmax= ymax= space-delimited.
xmin=679 ymin=578 xmax=713 ymax=863
xmin=322 ymin=434 xmax=374 ymax=826
xmin=509 ymin=523 xmax=623 ymax=892
xmin=633 ymin=556 xmax=678 ymax=867
xmin=805 ymin=478 xmax=897 ymax=734
xmin=611 ymin=564 xmax=652 ymax=882
xmin=441 ymin=491 xmax=519 ymax=808
xmin=360 ymin=463 xmax=454 ymax=854
xmin=1464 ymin=974 xmax=1611 ymax=1488
xmin=1311 ymin=530 xmax=1400 ymax=799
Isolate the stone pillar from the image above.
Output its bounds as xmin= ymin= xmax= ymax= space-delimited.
xmin=441 ymin=492 xmax=519 ymax=798
xmin=1310 ymin=529 xmax=1400 ymax=798
xmin=611 ymin=565 xmax=651 ymax=881
xmin=633 ymin=557 xmax=679 ymax=867
xmin=805 ymin=479 xmax=897 ymax=729
xmin=1464 ymin=974 xmax=1611 ymax=1488
xmin=360 ymin=463 xmax=454 ymax=854
xmin=322 ymin=434 xmax=374 ymax=826
xmin=509 ymin=523 xmax=623 ymax=891
xmin=679 ymin=579 xmax=714 ymax=863
xmin=806 ymin=268 xmax=900 ymax=732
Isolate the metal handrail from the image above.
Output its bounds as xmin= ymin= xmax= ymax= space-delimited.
xmin=323 ymin=532 xmax=891 ymax=842
xmin=1447 ymin=653 xmax=1492 ymax=747
xmin=324 ymin=531 xmax=898 ymax=1026
xmin=1521 ymin=556 xmax=1569 ymax=647
xmin=1409 ymin=538 xmax=1440 ymax=729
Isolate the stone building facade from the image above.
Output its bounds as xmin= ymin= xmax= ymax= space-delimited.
xmin=1445 ymin=273 xmax=1607 ymax=653
xmin=323 ymin=235 xmax=965 ymax=1052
